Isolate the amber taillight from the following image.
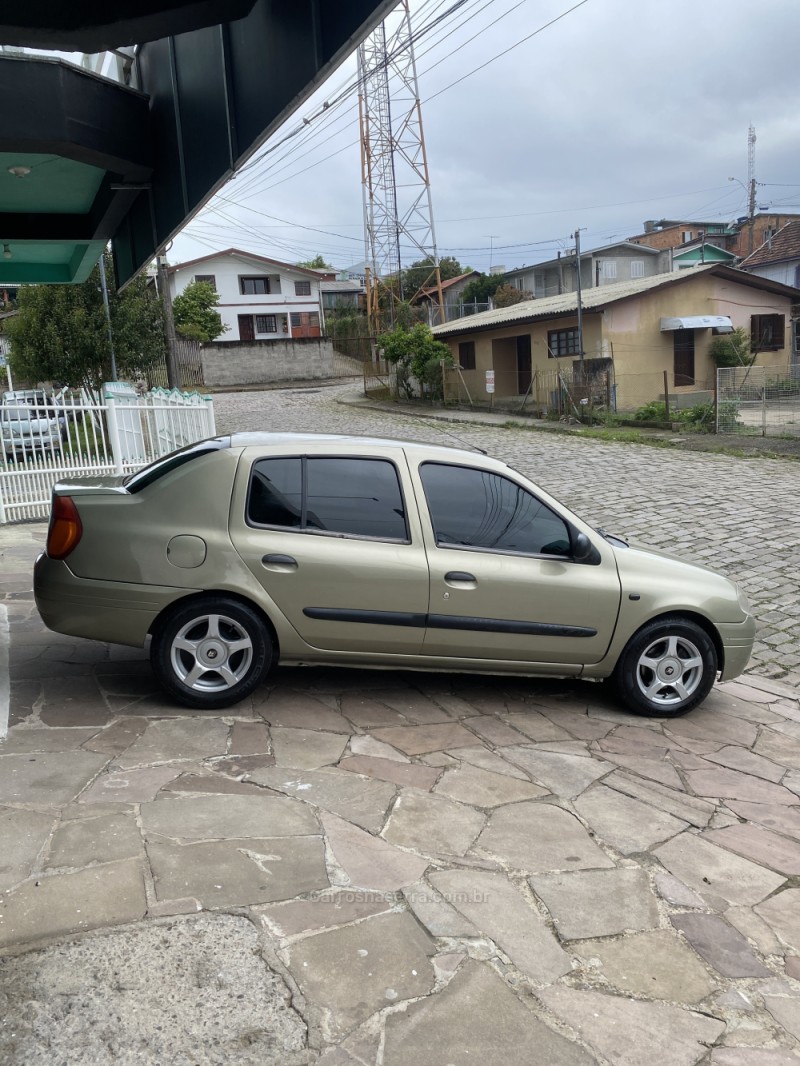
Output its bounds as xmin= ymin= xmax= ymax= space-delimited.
xmin=47 ymin=495 xmax=83 ymax=560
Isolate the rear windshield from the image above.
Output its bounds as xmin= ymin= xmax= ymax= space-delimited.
xmin=124 ymin=438 xmax=229 ymax=494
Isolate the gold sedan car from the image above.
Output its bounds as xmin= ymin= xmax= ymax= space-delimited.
xmin=34 ymin=433 xmax=755 ymax=716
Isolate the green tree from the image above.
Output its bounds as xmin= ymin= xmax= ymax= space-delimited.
xmin=172 ymin=280 xmax=227 ymax=342
xmin=6 ymin=253 xmax=167 ymax=391
xmin=493 ymin=283 xmax=533 ymax=307
xmin=460 ymin=273 xmax=506 ymax=304
xmin=380 ymin=321 xmax=453 ymax=401
xmin=296 ymin=255 xmax=333 ymax=270
xmin=709 ymin=326 xmax=753 ymax=368
xmin=402 ymin=256 xmax=466 ymax=299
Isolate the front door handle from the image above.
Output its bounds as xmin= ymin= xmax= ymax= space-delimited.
xmin=261 ymin=553 xmax=298 ymax=572
xmin=445 ymin=571 xmax=477 ymax=589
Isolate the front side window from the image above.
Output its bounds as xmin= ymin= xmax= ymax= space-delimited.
xmin=630 ymin=260 xmax=645 ymax=279
xmin=294 ymin=280 xmax=311 ymax=296
xmin=600 ymin=260 xmax=617 ymax=280
xmin=194 ymin=274 xmax=216 ymax=289
xmin=240 ymin=276 xmax=270 ymax=295
xmin=548 ymin=327 xmax=580 ymax=357
xmin=420 ymin=463 xmax=571 ymax=556
xmin=248 ymin=456 xmax=408 ymax=540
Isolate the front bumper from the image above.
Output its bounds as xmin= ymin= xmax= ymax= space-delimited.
xmin=34 ymin=553 xmax=198 ymax=648
xmin=717 ymin=615 xmax=757 ymax=680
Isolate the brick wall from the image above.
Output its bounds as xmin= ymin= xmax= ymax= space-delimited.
xmin=201 ymin=338 xmax=336 ymax=386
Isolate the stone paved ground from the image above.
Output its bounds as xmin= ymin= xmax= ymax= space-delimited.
xmin=2 ymin=383 xmax=800 ymax=1065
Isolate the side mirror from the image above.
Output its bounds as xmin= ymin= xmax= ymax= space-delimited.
xmin=572 ymin=531 xmax=594 ymax=562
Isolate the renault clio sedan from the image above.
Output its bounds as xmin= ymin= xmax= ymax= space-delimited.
xmin=34 ymin=433 xmax=755 ymax=715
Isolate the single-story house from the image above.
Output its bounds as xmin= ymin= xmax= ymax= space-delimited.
xmin=432 ymin=264 xmax=800 ymax=410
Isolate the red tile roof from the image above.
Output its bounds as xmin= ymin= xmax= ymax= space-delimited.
xmin=741 ymin=221 xmax=800 ymax=267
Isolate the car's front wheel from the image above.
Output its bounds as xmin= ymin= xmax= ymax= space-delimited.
xmin=151 ymin=597 xmax=273 ymax=709
xmin=612 ymin=616 xmax=717 ymax=717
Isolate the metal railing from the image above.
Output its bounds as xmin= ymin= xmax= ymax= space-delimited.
xmin=717 ymin=363 xmax=800 ymax=435
xmin=0 ymin=385 xmax=215 ymax=523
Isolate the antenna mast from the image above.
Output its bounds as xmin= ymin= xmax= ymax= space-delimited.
xmin=358 ymin=0 xmax=444 ymax=336
xmin=746 ymin=124 xmax=757 ymax=253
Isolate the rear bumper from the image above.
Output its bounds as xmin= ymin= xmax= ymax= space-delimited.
xmin=34 ymin=553 xmax=197 ymax=647
xmin=717 ymin=615 xmax=757 ymax=681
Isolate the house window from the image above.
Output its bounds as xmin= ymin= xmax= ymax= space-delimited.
xmin=673 ymin=329 xmax=695 ymax=386
xmin=290 ymin=312 xmax=301 ymax=327
xmin=547 ymin=328 xmax=580 ymax=357
xmin=294 ymin=280 xmax=311 ymax=296
xmin=255 ymin=315 xmax=277 ymax=334
xmin=630 ymin=260 xmax=645 ymax=279
xmin=240 ymin=276 xmax=270 ymax=295
xmin=308 ymin=312 xmax=320 ymax=328
xmin=194 ymin=274 xmax=216 ymax=290
xmin=458 ymin=341 xmax=476 ymax=370
xmin=514 ymin=277 xmax=524 ymax=291
xmin=751 ymin=314 xmax=785 ymax=352
xmin=681 ymin=231 xmax=693 ymax=244
xmin=600 ymin=261 xmax=617 ymax=280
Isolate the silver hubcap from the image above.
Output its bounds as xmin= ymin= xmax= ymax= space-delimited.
xmin=635 ymin=633 xmax=705 ymax=707
xmin=170 ymin=613 xmax=254 ymax=693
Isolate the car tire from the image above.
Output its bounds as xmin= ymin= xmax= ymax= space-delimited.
xmin=151 ymin=597 xmax=273 ymax=709
xmin=612 ymin=616 xmax=717 ymax=717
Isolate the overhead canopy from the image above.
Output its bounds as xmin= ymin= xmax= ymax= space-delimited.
xmin=660 ymin=315 xmax=734 ymax=332
xmin=0 ymin=0 xmax=395 ymax=287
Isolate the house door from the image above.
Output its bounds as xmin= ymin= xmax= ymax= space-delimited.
xmin=516 ymin=335 xmax=532 ymax=393
xmin=238 ymin=314 xmax=255 ymax=341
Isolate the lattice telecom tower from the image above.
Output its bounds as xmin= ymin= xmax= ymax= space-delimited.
xmin=358 ymin=0 xmax=443 ymax=333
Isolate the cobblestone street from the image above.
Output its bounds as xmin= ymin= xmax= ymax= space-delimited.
xmin=3 ymin=381 xmax=800 ymax=1065
xmin=212 ymin=383 xmax=800 ymax=684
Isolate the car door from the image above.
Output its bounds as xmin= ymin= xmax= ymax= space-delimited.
xmin=411 ymin=458 xmax=621 ymax=666
xmin=230 ymin=446 xmax=429 ymax=654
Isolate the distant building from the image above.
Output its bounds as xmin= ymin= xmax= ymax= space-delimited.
xmin=503 ymin=242 xmax=669 ymax=299
xmin=167 ymin=248 xmax=325 ymax=341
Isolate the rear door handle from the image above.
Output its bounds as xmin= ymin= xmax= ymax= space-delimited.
xmin=261 ymin=553 xmax=298 ymax=572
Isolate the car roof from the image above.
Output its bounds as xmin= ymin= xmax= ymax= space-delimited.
xmin=228 ymin=431 xmax=486 ymax=463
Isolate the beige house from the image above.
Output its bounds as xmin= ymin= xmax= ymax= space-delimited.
xmin=432 ymin=265 xmax=799 ymax=411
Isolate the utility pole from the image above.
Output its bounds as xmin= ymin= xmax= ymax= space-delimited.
xmin=484 ymin=235 xmax=499 ymax=274
xmin=747 ymin=124 xmax=757 ymax=255
xmin=156 ymin=255 xmax=179 ymax=389
xmin=574 ymin=229 xmax=585 ymax=365
xmin=97 ymin=253 xmax=118 ymax=381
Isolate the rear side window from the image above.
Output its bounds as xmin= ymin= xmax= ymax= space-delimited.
xmin=420 ymin=462 xmax=570 ymax=556
xmin=248 ymin=456 xmax=408 ymax=541
xmin=124 ymin=439 xmax=228 ymax=493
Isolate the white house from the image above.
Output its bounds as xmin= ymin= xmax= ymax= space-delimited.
xmin=168 ymin=248 xmax=327 ymax=341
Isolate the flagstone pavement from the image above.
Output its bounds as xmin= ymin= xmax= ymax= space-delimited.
xmin=2 ymin=387 xmax=800 ymax=1064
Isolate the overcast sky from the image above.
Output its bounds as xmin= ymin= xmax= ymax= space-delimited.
xmin=173 ymin=0 xmax=800 ymax=275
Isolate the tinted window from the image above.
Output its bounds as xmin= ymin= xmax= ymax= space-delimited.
xmin=248 ymin=458 xmax=302 ymax=527
xmin=420 ymin=463 xmax=570 ymax=556
xmin=124 ymin=439 xmax=228 ymax=493
xmin=248 ymin=456 xmax=408 ymax=540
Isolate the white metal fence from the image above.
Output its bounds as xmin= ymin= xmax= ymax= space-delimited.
xmin=0 ymin=385 xmax=216 ymax=523
xmin=717 ymin=363 xmax=800 ymax=436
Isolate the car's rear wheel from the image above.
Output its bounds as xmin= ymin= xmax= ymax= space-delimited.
xmin=612 ymin=616 xmax=717 ymax=717
xmin=151 ymin=597 xmax=273 ymax=709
